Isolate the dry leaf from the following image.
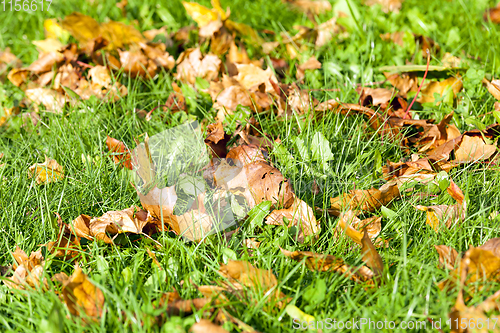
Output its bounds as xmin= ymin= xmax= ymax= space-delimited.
xmin=280 ymin=248 xmax=374 ymax=283
xmin=89 ymin=206 xmax=152 ymax=243
xmin=176 ymin=48 xmax=221 ymax=85
xmin=28 ymin=156 xmax=64 ymax=184
xmin=62 ymin=264 xmax=105 ymax=321
xmin=329 ymin=181 xmax=400 ymax=215
xmin=190 ymin=319 xmax=229 ymax=333
xmin=265 ymin=195 xmax=320 ymax=242
xmin=25 ymin=88 xmax=66 ymax=113
xmin=284 ymin=0 xmax=332 ymax=14
xmin=4 ymin=247 xmax=46 ymax=290
xmin=364 ymin=0 xmax=403 ymax=13
xmin=106 ymin=136 xmax=133 ymax=170
xmin=296 ymin=56 xmax=321 ymax=81
xmin=234 ymin=63 xmax=278 ymax=93
xmin=339 ymin=211 xmax=384 ymax=279
xmin=62 ymin=12 xmax=144 ymax=49
xmin=435 ymin=245 xmax=459 ymax=270
xmin=454 ymin=135 xmax=497 ymax=162
xmin=415 ymin=180 xmax=466 ymax=231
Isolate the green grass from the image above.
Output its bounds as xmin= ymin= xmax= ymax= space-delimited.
xmin=1 ymin=0 xmax=500 ymax=332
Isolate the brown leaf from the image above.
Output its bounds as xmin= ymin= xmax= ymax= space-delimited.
xmin=434 ymin=245 xmax=459 ymax=270
xmin=234 ymin=63 xmax=278 ymax=93
xmin=62 ymin=12 xmax=144 ymax=49
xmin=28 ymin=156 xmax=64 ymax=184
xmin=214 ymin=158 xmax=294 ymax=210
xmin=296 ymin=56 xmax=321 ymax=81
xmin=454 ymin=135 xmax=497 ymax=163
xmin=0 ymin=48 xmax=22 ymax=77
xmin=28 ymin=51 xmax=64 ymax=74
xmin=284 ymin=0 xmax=332 ymax=14
xmin=439 ymin=244 xmax=500 ymax=290
xmin=218 ymin=260 xmax=286 ymax=305
xmin=449 ymin=289 xmax=500 ymax=333
xmin=358 ymin=87 xmax=408 ymax=118
xmin=315 ymin=18 xmax=342 ymax=47
xmin=46 ymin=214 xmax=82 ymax=259
xmin=190 ymin=319 xmax=229 ymax=333
xmin=364 ymin=0 xmax=403 ymax=12
xmin=62 ymin=264 xmax=105 ymax=321
xmin=106 ymin=136 xmax=133 ymax=170
xmin=71 ymin=214 xmax=93 ymax=240
xmin=140 ymin=42 xmax=175 ymax=70
xmin=176 ymin=48 xmax=221 ymax=85
xmin=485 ymin=3 xmax=500 ymax=24
xmin=205 ymin=121 xmax=230 ymax=158
xmin=339 ymin=211 xmax=384 ymax=279
xmin=4 ymin=247 xmax=46 ymax=290
xmin=415 ymin=180 xmax=466 ymax=231
xmin=418 ymin=76 xmax=463 ymax=104
xmin=89 ymin=206 xmax=153 ymax=243
xmin=265 ymin=195 xmax=320 ymax=242
xmin=118 ymin=46 xmax=157 ymax=78
xmin=329 ymin=181 xmax=400 ymax=215
xmin=280 ymin=248 xmax=374 ymax=283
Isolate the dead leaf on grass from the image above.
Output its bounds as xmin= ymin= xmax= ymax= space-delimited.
xmin=29 ymin=156 xmax=64 ymax=184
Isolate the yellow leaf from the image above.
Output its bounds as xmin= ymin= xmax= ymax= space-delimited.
xmin=61 ymin=13 xmax=101 ymax=46
xmin=28 ymin=156 xmax=64 ymax=184
xmin=44 ymin=19 xmax=70 ymax=41
xmin=182 ymin=2 xmax=218 ymax=27
xmin=32 ymin=38 xmax=64 ymax=54
xmin=61 ymin=12 xmax=144 ymax=49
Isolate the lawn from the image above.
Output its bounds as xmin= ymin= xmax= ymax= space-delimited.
xmin=1 ymin=0 xmax=500 ymax=332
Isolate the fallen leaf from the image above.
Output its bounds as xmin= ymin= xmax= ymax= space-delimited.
xmin=284 ymin=0 xmax=332 ymax=14
xmin=176 ymin=48 xmax=221 ymax=85
xmin=454 ymin=135 xmax=497 ymax=163
xmin=339 ymin=211 xmax=384 ymax=279
xmin=265 ymin=195 xmax=320 ymax=242
xmin=61 ymin=12 xmax=144 ymax=49
xmin=434 ymin=245 xmax=459 ymax=270
xmin=89 ymin=206 xmax=153 ymax=243
xmin=190 ymin=319 xmax=229 ymax=333
xmin=485 ymin=3 xmax=500 ymax=24
xmin=106 ymin=136 xmax=133 ymax=170
xmin=358 ymin=87 xmax=408 ymax=118
xmin=32 ymin=38 xmax=64 ymax=54
xmin=296 ymin=56 xmax=321 ymax=81
xmin=329 ymin=181 xmax=400 ymax=215
xmin=415 ymin=180 xmax=466 ymax=231
xmin=25 ymin=88 xmax=66 ymax=113
xmin=62 ymin=264 xmax=105 ymax=321
xmin=280 ymin=248 xmax=375 ymax=283
xmin=364 ymin=0 xmax=403 ymax=13
xmin=28 ymin=156 xmax=64 ymax=184
xmin=234 ymin=63 xmax=278 ymax=93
